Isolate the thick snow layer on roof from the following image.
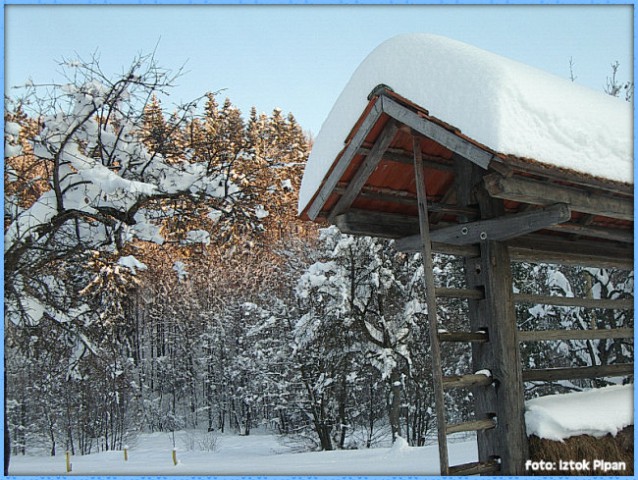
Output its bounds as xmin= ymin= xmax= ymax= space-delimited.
xmin=525 ymin=384 xmax=633 ymax=441
xmin=299 ymin=34 xmax=633 ymax=214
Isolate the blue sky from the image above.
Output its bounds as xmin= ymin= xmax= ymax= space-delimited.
xmin=4 ymin=4 xmax=633 ymax=135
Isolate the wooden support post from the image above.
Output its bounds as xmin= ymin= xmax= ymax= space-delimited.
xmin=463 ymin=175 xmax=528 ymax=474
xmin=412 ymin=134 xmax=449 ymax=475
xmin=65 ymin=450 xmax=72 ymax=473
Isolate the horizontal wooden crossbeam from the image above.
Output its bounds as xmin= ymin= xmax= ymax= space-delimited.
xmin=508 ymin=234 xmax=633 ymax=269
xmin=484 ymin=174 xmax=633 ymax=221
xmin=514 ymin=293 xmax=633 ymax=310
xmin=394 ymin=203 xmax=571 ymax=247
xmin=518 ymin=328 xmax=634 ymax=342
xmin=438 ymin=331 xmax=488 ymax=343
xmin=334 ymin=210 xmax=420 ymax=238
xmin=448 ymin=460 xmax=500 ymax=476
xmin=357 ymin=146 xmax=455 ymax=172
xmin=430 ymin=203 xmax=571 ymax=245
xmin=442 ymin=373 xmax=493 ymax=389
xmin=446 ymin=417 xmax=496 ymax=435
xmin=522 ymin=363 xmax=633 ymax=382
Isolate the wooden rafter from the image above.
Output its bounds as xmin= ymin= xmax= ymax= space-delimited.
xmin=357 ymin=146 xmax=455 ymax=172
xmin=306 ymin=100 xmax=384 ymax=220
xmin=381 ymin=95 xmax=495 ymax=169
xmin=328 ymin=119 xmax=400 ymax=221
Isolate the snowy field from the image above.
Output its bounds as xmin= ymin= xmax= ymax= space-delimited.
xmin=8 ymin=431 xmax=476 ymax=476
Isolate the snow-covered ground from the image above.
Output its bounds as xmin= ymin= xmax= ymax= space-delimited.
xmin=8 ymin=431 xmax=476 ymax=476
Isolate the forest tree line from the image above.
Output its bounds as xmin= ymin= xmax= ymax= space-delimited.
xmin=4 ymin=54 xmax=633 ymax=460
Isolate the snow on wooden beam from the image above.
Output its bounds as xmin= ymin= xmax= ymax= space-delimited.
xmin=380 ymin=94 xmax=495 ymax=169
xmin=306 ymin=100 xmax=384 ymax=221
xmin=328 ymin=119 xmax=400 ymax=221
xmin=484 ymin=174 xmax=633 ymax=221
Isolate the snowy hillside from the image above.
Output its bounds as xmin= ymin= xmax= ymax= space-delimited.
xmin=299 ymin=33 xmax=632 ymax=213
xmin=8 ymin=432 xmax=477 ymax=476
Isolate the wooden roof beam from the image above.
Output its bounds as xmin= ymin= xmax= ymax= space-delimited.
xmin=508 ymin=234 xmax=633 ymax=269
xmin=357 ymin=146 xmax=455 ymax=172
xmin=484 ymin=173 xmax=633 ymax=221
xmin=380 ymin=94 xmax=495 ymax=169
xmin=306 ymin=100 xmax=384 ymax=220
xmin=394 ymin=231 xmax=632 ymax=269
xmin=327 ymin=119 xmax=400 ymax=221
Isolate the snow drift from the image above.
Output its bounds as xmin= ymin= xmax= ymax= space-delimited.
xmin=299 ymin=34 xmax=633 ymax=214
xmin=525 ymin=384 xmax=633 ymax=441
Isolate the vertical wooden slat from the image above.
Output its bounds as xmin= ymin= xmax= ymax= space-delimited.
xmin=412 ymin=134 xmax=449 ymax=475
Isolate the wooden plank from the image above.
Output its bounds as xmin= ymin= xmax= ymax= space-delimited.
xmin=412 ymin=135 xmax=450 ymax=475
xmin=328 ymin=119 xmax=400 ymax=220
xmin=484 ymin=173 xmax=634 ymax=221
xmin=514 ymin=293 xmax=633 ymax=310
xmin=397 ymin=231 xmax=633 ymax=269
xmin=497 ymin=154 xmax=633 ymax=197
xmin=435 ymin=287 xmax=484 ymax=300
xmin=425 ymin=203 xmax=571 ymax=245
xmin=333 ymin=210 xmax=420 ymax=239
xmin=357 ymin=146 xmax=455 ymax=172
xmin=438 ymin=331 xmax=488 ymax=343
xmin=334 ymin=184 xmax=418 ymax=207
xmin=381 ymin=95 xmax=495 ymax=169
xmin=333 ymin=184 xmax=480 ymax=218
xmin=545 ymin=222 xmax=633 ymax=244
xmin=459 ymin=167 xmax=503 ymax=470
xmin=306 ymin=100 xmax=383 ymax=220
xmin=446 ymin=418 xmax=496 ymax=435
xmin=522 ymin=363 xmax=634 ymax=382
xmin=478 ymin=241 xmax=529 ymax=474
xmin=442 ymin=373 xmax=493 ymax=389
xmin=508 ymin=234 xmax=633 ymax=269
xmin=518 ymin=328 xmax=634 ymax=342
xmin=449 ymin=460 xmax=500 ymax=476
xmin=466 ymin=182 xmax=528 ymax=474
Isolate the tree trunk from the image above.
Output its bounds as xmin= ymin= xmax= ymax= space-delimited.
xmin=388 ymin=369 xmax=402 ymax=442
xmin=4 ymin=368 xmax=10 ymax=476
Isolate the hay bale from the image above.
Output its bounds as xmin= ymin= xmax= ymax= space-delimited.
xmin=527 ymin=425 xmax=633 ymax=476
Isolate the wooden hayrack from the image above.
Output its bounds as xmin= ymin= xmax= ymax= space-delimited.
xmin=300 ymin=88 xmax=633 ymax=475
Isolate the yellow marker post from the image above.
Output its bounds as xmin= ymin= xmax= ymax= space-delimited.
xmin=124 ymin=445 xmax=129 ymax=461
xmin=172 ymin=448 xmax=178 ymax=466
xmin=65 ymin=451 xmax=72 ymax=473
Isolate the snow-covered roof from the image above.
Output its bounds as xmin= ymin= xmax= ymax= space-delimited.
xmin=525 ymin=384 xmax=633 ymax=441
xmin=299 ymin=34 xmax=633 ymax=214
